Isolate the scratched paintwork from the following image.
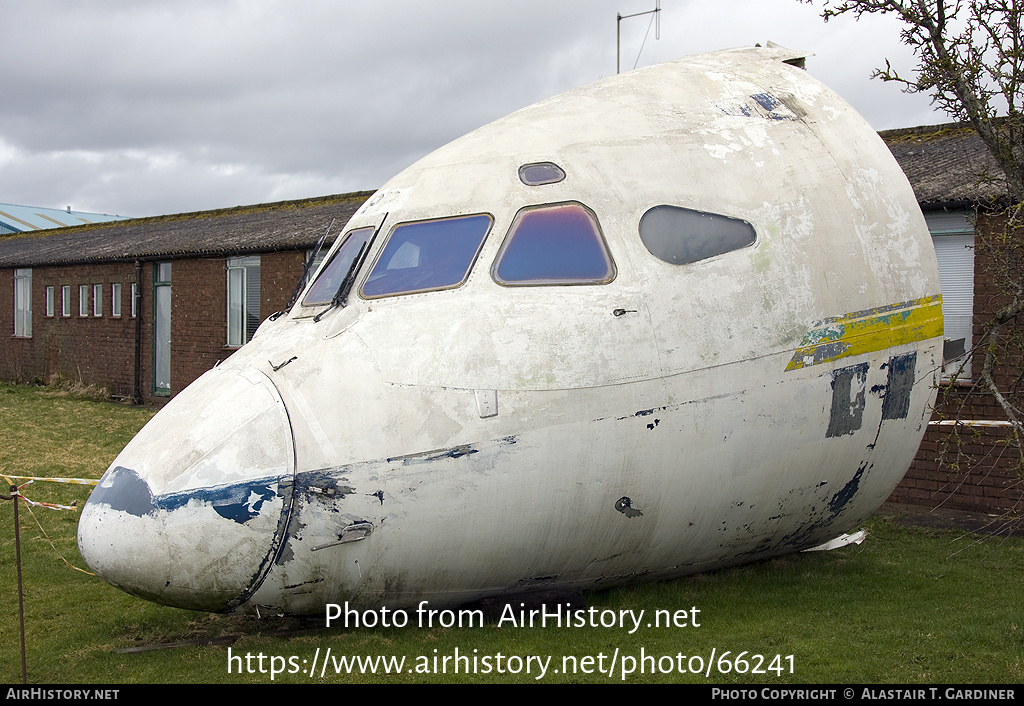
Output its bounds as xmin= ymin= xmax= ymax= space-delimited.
xmin=79 ymin=46 xmax=943 ymax=614
xmin=786 ymin=296 xmax=943 ymax=370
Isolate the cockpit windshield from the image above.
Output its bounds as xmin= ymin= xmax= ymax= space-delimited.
xmin=301 ymin=226 xmax=374 ymax=307
xmin=360 ymin=214 xmax=493 ymax=299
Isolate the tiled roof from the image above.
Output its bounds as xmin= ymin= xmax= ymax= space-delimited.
xmin=881 ymin=122 xmax=1007 ymax=208
xmin=0 ymin=192 xmax=372 ymax=268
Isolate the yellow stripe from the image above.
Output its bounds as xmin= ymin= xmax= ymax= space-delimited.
xmin=786 ymin=295 xmax=943 ymax=371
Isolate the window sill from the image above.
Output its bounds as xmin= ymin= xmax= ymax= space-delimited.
xmin=938 ymin=379 xmax=975 ymax=389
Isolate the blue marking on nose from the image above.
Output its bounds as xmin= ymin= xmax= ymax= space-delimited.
xmin=88 ymin=465 xmax=281 ymax=524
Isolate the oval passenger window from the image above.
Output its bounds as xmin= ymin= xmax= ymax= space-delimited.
xmin=639 ymin=206 xmax=756 ymax=265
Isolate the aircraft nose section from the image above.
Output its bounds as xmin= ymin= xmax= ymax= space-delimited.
xmin=78 ymin=367 xmax=294 ymax=612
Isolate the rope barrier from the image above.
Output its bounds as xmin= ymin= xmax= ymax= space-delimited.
xmin=3 ymin=474 xmax=98 ymax=486
xmin=1 ymin=473 xmax=96 ymax=575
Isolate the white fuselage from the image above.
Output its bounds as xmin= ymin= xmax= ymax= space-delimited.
xmin=78 ymin=46 xmax=942 ymax=614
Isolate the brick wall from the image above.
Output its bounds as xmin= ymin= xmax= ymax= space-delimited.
xmin=1 ymin=263 xmax=139 ymax=397
xmin=1 ymin=250 xmax=307 ymax=405
xmin=890 ymin=213 xmax=1024 ymax=514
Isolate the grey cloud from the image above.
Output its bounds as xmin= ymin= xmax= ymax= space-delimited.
xmin=0 ymin=0 xmax=949 ymax=217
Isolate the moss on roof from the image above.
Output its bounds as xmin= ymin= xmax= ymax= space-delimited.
xmin=881 ymin=122 xmax=1006 ymax=208
xmin=0 ymin=191 xmax=375 ymax=268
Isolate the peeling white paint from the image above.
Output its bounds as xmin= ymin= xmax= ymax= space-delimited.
xmin=79 ymin=46 xmax=942 ymax=614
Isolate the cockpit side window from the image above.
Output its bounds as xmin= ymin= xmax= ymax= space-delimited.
xmin=491 ymin=202 xmax=615 ymax=286
xmin=301 ymin=227 xmax=374 ymax=306
xmin=639 ymin=206 xmax=756 ymax=265
xmin=360 ymin=214 xmax=493 ymax=299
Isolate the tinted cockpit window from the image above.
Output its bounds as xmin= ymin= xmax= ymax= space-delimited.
xmin=360 ymin=214 xmax=493 ymax=299
xmin=301 ymin=227 xmax=375 ymax=306
xmin=639 ymin=206 xmax=756 ymax=265
xmin=492 ymin=202 xmax=614 ymax=285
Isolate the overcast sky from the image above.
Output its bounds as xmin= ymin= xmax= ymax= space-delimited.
xmin=1 ymin=0 xmax=950 ymax=218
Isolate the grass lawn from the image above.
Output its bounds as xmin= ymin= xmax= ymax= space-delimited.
xmin=1 ymin=381 xmax=1021 ymax=684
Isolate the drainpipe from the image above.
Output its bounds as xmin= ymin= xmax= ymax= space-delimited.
xmin=133 ymin=260 xmax=142 ymax=404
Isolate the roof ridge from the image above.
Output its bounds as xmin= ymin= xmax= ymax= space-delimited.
xmin=5 ymin=190 xmax=376 ymax=238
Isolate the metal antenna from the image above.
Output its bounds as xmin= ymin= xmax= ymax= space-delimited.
xmin=617 ymin=1 xmax=661 ymax=74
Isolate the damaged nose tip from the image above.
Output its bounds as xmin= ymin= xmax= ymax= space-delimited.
xmin=77 ymin=368 xmax=296 ymax=612
xmin=84 ymin=465 xmax=156 ymax=518
xmin=78 ymin=466 xmax=173 ymax=606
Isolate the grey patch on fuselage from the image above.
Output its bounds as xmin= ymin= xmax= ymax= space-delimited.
xmin=826 ymin=362 xmax=869 ymax=438
xmin=615 ymin=497 xmax=643 ymax=518
xmin=803 ymin=341 xmax=853 ymax=368
xmin=88 ymin=466 xmax=154 ymax=517
xmin=880 ymin=352 xmax=917 ymax=421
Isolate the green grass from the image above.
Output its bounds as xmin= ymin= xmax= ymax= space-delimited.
xmin=1 ymin=381 xmax=1022 ymax=683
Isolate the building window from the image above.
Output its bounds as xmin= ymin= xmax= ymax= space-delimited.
xmin=45 ymin=286 xmax=55 ymax=317
xmin=927 ymin=210 xmax=975 ymax=380
xmin=62 ymin=286 xmax=71 ymax=317
xmin=79 ymin=284 xmax=89 ymax=317
xmin=93 ymin=284 xmax=103 ymax=317
xmin=305 ymin=248 xmax=329 ymax=288
xmin=14 ymin=269 xmax=31 ymax=337
xmin=227 ymin=256 xmax=260 ymax=346
xmin=112 ymin=283 xmax=121 ymax=317
xmin=154 ymin=263 xmax=172 ymax=395
xmin=131 ymin=282 xmax=138 ymax=318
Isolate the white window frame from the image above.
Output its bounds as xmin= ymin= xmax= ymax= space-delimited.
xmin=227 ymin=256 xmax=260 ymax=346
xmin=79 ymin=284 xmax=89 ymax=317
xmin=111 ymin=283 xmax=121 ymax=317
xmin=45 ymin=285 xmax=55 ymax=317
xmin=93 ymin=284 xmax=103 ymax=317
xmin=14 ymin=269 xmax=31 ymax=337
xmin=927 ymin=210 xmax=975 ymax=381
xmin=62 ymin=285 xmax=71 ymax=317
xmin=130 ymin=282 xmax=138 ymax=318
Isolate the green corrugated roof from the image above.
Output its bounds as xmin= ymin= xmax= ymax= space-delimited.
xmin=0 ymin=202 xmax=128 ymax=233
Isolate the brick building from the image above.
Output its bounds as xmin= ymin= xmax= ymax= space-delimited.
xmin=882 ymin=123 xmax=1021 ymax=514
xmin=0 ymin=192 xmax=369 ymax=405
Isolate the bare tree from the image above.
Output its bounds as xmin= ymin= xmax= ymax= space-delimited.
xmin=810 ymin=0 xmax=1024 ymax=510
xmin=812 ymin=1 xmax=1022 ymax=201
